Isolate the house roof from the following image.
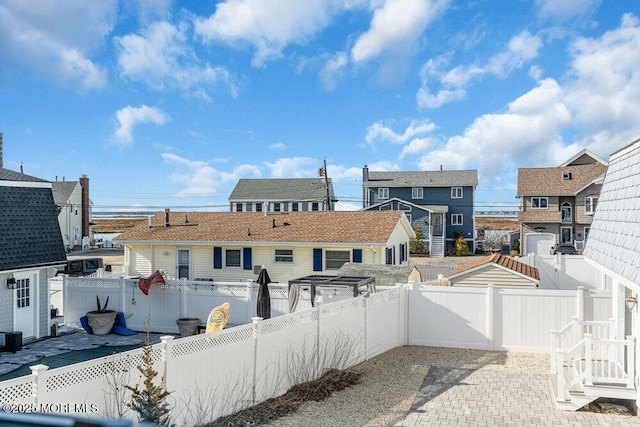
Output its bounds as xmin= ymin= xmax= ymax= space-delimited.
xmin=446 ymin=254 xmax=540 ymax=281
xmin=363 ymin=170 xmax=478 ymax=188
xmin=0 ymin=184 xmax=67 ymax=271
xmin=229 ymin=178 xmax=333 ymax=202
xmin=476 ymin=217 xmax=519 ymax=231
xmin=361 ymin=197 xmax=449 ymax=213
xmin=517 ymin=162 xmax=607 ymax=196
xmin=583 ymin=137 xmax=640 ymax=287
xmin=91 ymin=217 xmax=148 ymax=233
xmin=51 ymin=181 xmax=79 ymax=205
xmin=0 ymin=167 xmax=48 ymax=183
xmin=559 ymin=149 xmax=607 ymax=167
xmin=115 ymin=210 xmax=414 ymax=244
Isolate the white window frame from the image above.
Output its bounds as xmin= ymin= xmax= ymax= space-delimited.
xmin=325 ymin=250 xmax=351 ymax=270
xmin=451 ymin=214 xmax=463 ymax=225
xmin=451 ymin=187 xmax=463 ymax=198
xmin=225 ymin=248 xmax=242 ymax=268
xmin=274 ymin=248 xmax=294 ymax=263
xmin=585 ymin=196 xmax=598 ymax=215
xmin=531 ymin=197 xmax=548 ymax=209
xmin=378 ymin=188 xmax=389 ymax=200
xmin=412 ymin=188 xmax=423 ymax=199
xmin=561 ymin=202 xmax=572 ymax=223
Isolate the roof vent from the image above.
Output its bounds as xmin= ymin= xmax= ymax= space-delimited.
xmin=563 ymin=171 xmax=572 ymax=180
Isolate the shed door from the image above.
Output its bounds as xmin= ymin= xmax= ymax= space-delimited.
xmin=177 ymin=249 xmax=191 ymax=279
xmin=15 ymin=277 xmax=35 ymax=339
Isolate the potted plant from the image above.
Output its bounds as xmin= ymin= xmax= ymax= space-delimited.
xmin=86 ymin=296 xmax=117 ymax=335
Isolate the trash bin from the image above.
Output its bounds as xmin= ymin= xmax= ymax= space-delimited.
xmin=2 ymin=331 xmax=22 ymax=353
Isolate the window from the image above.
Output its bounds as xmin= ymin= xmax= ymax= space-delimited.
xmin=311 ymin=202 xmax=319 ymax=211
xmin=255 ymin=202 xmax=262 ymax=212
xmin=235 ymin=203 xmax=243 ymax=212
xmin=273 ymin=202 xmax=281 ymax=212
xmin=412 ymin=188 xmax=423 ymax=199
xmin=585 ymin=196 xmax=598 ymax=214
xmin=451 ymin=187 xmax=463 ymax=198
xmin=405 ymin=213 xmax=412 ymax=224
xmin=561 ymin=202 xmax=572 ymax=223
xmin=16 ymin=278 xmax=30 ymax=308
xmin=531 ymin=197 xmax=548 ymax=209
xmin=225 ymin=249 xmax=241 ymax=267
xmin=451 ymin=214 xmax=463 ymax=225
xmin=325 ymin=250 xmax=350 ymax=270
xmin=292 ymin=202 xmax=299 ymax=211
xmin=378 ymin=188 xmax=389 ymax=199
xmin=274 ymin=249 xmax=293 ymax=263
xmin=563 ymin=171 xmax=572 ymax=180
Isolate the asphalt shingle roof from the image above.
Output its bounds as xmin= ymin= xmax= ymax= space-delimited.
xmin=446 ymin=253 xmax=540 ymax=281
xmin=584 ymin=138 xmax=640 ymax=286
xmin=364 ymin=170 xmax=478 ymax=187
xmin=0 ymin=185 xmax=67 ymax=270
xmin=51 ymin=181 xmax=79 ymax=206
xmin=115 ymin=210 xmax=409 ymax=244
xmin=0 ymin=167 xmax=48 ymax=183
xmin=229 ymin=178 xmax=333 ymax=201
xmin=517 ymin=163 xmax=607 ymax=196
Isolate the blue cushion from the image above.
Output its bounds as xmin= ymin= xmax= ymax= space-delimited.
xmin=79 ymin=316 xmax=92 ymax=334
xmin=114 ymin=312 xmax=127 ymax=328
xmin=113 ymin=325 xmax=137 ymax=336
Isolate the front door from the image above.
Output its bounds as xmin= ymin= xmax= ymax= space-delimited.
xmin=432 ymin=214 xmax=443 ymax=236
xmin=177 ymin=248 xmax=191 ymax=279
xmin=560 ymin=226 xmax=573 ymax=244
xmin=15 ymin=275 xmax=35 ymax=339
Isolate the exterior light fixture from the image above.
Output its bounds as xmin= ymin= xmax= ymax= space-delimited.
xmin=6 ymin=274 xmax=17 ymax=289
xmin=626 ymin=295 xmax=638 ymax=311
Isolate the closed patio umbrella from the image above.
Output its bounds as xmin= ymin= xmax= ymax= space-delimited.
xmin=257 ymin=268 xmax=272 ymax=319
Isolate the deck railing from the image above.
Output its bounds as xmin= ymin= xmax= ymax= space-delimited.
xmin=555 ymin=333 xmax=635 ymax=402
xmin=550 ymin=316 xmax=614 ymax=373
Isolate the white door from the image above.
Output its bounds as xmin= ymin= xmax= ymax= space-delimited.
xmin=15 ymin=276 xmax=35 ymax=338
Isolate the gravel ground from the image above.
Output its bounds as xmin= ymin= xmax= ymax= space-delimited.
xmin=267 ymin=346 xmax=549 ymax=427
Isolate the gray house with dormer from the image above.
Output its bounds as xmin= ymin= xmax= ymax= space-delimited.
xmin=229 ymin=178 xmax=335 ymax=212
xmin=362 ymin=166 xmax=478 ymax=257
xmin=0 ymin=133 xmax=67 ymax=342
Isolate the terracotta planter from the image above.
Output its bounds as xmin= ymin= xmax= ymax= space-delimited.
xmin=86 ymin=311 xmax=117 ymax=335
xmin=176 ymin=318 xmax=201 ymax=337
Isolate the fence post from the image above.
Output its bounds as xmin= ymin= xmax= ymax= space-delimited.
xmin=120 ymin=275 xmax=126 ymax=314
xmin=363 ymin=292 xmax=368 ymax=361
xmin=585 ymin=333 xmax=593 ymax=386
xmin=160 ymin=335 xmax=174 ymax=391
xmin=246 ymin=280 xmax=255 ymax=321
xmin=30 ymin=364 xmax=48 ymax=404
xmin=627 ymin=335 xmax=636 ymax=389
xmin=400 ymin=283 xmax=410 ymax=347
xmin=486 ymin=284 xmax=494 ymax=350
xmin=180 ymin=279 xmax=187 ymax=318
xmin=251 ymin=317 xmax=262 ymax=404
xmin=577 ymin=286 xmax=585 ymax=322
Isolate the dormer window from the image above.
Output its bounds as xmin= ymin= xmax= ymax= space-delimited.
xmin=563 ymin=171 xmax=572 ymax=180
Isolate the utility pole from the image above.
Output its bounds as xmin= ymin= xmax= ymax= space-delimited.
xmin=322 ymin=158 xmax=332 ymax=210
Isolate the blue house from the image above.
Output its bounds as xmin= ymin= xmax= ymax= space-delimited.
xmin=362 ymin=166 xmax=478 ymax=257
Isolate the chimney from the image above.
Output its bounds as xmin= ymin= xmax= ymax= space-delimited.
xmin=362 ymin=165 xmax=369 ymax=182
xmin=0 ymin=131 xmax=3 ymax=168
xmin=440 ymin=165 xmax=443 ymax=171
xmin=79 ymin=175 xmax=90 ymax=239
xmin=165 ymin=208 xmax=171 ymax=227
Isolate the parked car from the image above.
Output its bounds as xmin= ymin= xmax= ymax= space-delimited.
xmin=553 ymin=244 xmax=577 ymax=255
xmin=57 ymin=258 xmax=104 ymax=276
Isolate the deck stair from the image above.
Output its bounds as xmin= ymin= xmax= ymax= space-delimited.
xmin=551 ymin=317 xmax=636 ymax=410
xmin=430 ymin=235 xmax=445 ymax=258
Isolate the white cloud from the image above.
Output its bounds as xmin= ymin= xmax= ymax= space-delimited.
xmin=0 ymin=0 xmax=115 ymax=89
xmin=269 ymin=143 xmax=286 ymax=150
xmin=161 ymin=152 xmax=261 ymax=198
xmin=417 ymin=30 xmax=542 ymax=109
xmin=115 ymin=21 xmax=237 ymax=99
xmin=351 ymin=0 xmax=448 ymax=64
xmin=320 ymin=51 xmax=348 ymax=91
xmin=114 ymin=105 xmax=169 ymax=144
xmin=263 ymin=157 xmax=318 ymax=178
xmin=535 ymin=0 xmax=600 ymax=22
xmin=194 ymin=0 xmax=342 ymax=67
xmin=366 ymin=120 xmax=436 ymax=145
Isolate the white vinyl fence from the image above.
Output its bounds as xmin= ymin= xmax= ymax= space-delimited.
xmin=408 ymin=285 xmax=611 ymax=352
xmin=0 ymin=288 xmax=404 ymax=426
xmin=517 ymin=254 xmax=605 ymax=289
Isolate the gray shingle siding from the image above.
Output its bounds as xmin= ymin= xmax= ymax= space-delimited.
xmin=0 ymin=186 xmax=67 ymax=270
xmin=583 ymin=139 xmax=640 ymax=286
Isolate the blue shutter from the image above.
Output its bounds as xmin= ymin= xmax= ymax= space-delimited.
xmin=213 ymin=247 xmax=222 ymax=269
xmin=243 ymin=248 xmax=252 ymax=270
xmin=352 ymin=249 xmax=362 ymax=263
xmin=313 ymin=248 xmax=322 ymax=271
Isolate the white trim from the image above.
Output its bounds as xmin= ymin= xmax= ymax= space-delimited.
xmin=559 ymin=149 xmax=608 ymax=167
xmin=0 ymin=180 xmax=52 ymax=188
xmin=531 ymin=197 xmax=548 ymax=209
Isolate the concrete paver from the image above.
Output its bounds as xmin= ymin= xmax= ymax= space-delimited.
xmin=403 ymin=365 xmax=640 ymax=426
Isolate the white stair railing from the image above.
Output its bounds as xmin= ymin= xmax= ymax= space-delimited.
xmin=551 ymin=317 xmax=613 ymax=373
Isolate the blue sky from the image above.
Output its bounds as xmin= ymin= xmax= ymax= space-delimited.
xmin=1 ymin=0 xmax=639 ymax=212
